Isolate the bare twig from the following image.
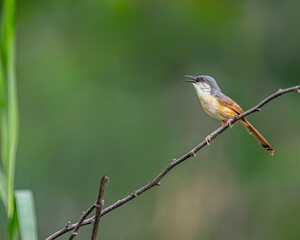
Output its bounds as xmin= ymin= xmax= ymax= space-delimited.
xmin=68 ymin=205 xmax=95 ymax=240
xmin=46 ymin=85 xmax=300 ymax=240
xmin=91 ymin=176 xmax=109 ymax=240
xmin=68 ymin=176 xmax=109 ymax=240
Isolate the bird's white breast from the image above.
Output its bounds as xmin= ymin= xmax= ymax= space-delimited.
xmin=192 ymin=83 xmax=225 ymax=120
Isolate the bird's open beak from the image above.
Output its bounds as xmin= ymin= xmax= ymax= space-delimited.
xmin=184 ymin=75 xmax=196 ymax=83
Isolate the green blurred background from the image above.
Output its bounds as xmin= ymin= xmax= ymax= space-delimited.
xmin=1 ymin=0 xmax=300 ymax=239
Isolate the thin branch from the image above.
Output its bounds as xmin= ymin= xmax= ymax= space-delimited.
xmin=91 ymin=176 xmax=109 ymax=240
xmin=67 ymin=176 xmax=109 ymax=240
xmin=68 ymin=204 xmax=95 ymax=240
xmin=46 ymin=85 xmax=300 ymax=240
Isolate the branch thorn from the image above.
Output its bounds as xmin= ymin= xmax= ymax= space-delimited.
xmin=190 ymin=151 xmax=196 ymax=157
xmin=66 ymin=221 xmax=71 ymax=229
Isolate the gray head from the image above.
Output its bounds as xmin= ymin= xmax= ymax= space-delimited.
xmin=185 ymin=75 xmax=221 ymax=94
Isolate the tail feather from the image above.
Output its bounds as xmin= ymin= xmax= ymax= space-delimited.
xmin=239 ymin=118 xmax=274 ymax=155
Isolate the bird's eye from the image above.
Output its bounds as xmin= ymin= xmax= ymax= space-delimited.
xmin=200 ymin=77 xmax=206 ymax=82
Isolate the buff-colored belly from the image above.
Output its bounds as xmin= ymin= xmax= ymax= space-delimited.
xmin=198 ymin=94 xmax=236 ymax=121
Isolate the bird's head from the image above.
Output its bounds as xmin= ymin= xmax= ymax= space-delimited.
xmin=185 ymin=75 xmax=221 ymax=94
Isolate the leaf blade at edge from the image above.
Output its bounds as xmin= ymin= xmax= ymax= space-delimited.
xmin=15 ymin=190 xmax=38 ymax=240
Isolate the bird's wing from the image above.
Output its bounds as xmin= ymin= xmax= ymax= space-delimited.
xmin=216 ymin=95 xmax=244 ymax=115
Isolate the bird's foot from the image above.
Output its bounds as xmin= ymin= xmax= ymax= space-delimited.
xmin=226 ymin=119 xmax=233 ymax=128
xmin=205 ymin=135 xmax=212 ymax=145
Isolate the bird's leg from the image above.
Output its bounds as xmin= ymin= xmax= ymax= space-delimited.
xmin=205 ymin=135 xmax=211 ymax=145
xmin=222 ymin=119 xmax=233 ymax=127
xmin=206 ymin=118 xmax=233 ymax=145
xmin=226 ymin=119 xmax=233 ymax=128
xmin=205 ymin=128 xmax=220 ymax=145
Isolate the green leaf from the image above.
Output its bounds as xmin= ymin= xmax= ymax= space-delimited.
xmin=0 ymin=168 xmax=8 ymax=211
xmin=7 ymin=191 xmax=38 ymax=240
xmin=15 ymin=190 xmax=38 ymax=240
xmin=7 ymin=198 xmax=19 ymax=240
xmin=0 ymin=0 xmax=18 ymax=217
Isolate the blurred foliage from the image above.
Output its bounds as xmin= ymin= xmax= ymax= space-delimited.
xmin=0 ymin=0 xmax=38 ymax=239
xmin=0 ymin=0 xmax=299 ymax=239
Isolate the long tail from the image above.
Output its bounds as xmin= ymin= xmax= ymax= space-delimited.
xmin=239 ymin=118 xmax=274 ymax=155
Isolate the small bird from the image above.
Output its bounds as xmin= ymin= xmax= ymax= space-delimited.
xmin=185 ymin=75 xmax=274 ymax=155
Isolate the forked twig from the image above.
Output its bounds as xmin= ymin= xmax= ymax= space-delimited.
xmin=67 ymin=176 xmax=109 ymax=240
